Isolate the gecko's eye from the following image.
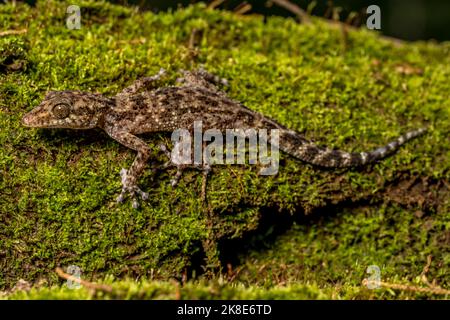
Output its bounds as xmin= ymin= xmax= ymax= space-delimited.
xmin=52 ymin=103 xmax=71 ymax=119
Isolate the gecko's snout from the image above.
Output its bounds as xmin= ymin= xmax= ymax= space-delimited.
xmin=21 ymin=112 xmax=32 ymax=127
xmin=21 ymin=109 xmax=43 ymax=127
xmin=21 ymin=111 xmax=37 ymax=127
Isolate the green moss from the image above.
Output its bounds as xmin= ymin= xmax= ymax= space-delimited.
xmin=5 ymin=279 xmax=329 ymax=300
xmin=0 ymin=1 xmax=449 ymax=299
xmin=234 ymin=202 xmax=450 ymax=299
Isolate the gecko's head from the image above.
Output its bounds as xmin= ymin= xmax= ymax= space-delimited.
xmin=22 ymin=90 xmax=111 ymax=129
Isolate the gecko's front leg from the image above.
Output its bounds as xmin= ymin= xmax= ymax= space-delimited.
xmin=105 ymin=128 xmax=151 ymax=208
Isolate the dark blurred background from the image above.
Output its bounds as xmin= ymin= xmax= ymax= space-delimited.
xmin=24 ymin=0 xmax=450 ymax=41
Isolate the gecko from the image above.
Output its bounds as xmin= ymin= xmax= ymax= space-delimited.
xmin=22 ymin=68 xmax=426 ymax=208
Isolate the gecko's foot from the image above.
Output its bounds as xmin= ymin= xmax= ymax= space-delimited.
xmin=168 ymin=164 xmax=211 ymax=202
xmin=116 ymin=168 xmax=149 ymax=209
xmin=176 ymin=67 xmax=229 ymax=88
xmin=158 ymin=143 xmax=184 ymax=186
xmin=143 ymin=67 xmax=166 ymax=82
xmin=158 ymin=143 xmax=211 ymax=201
xmin=197 ymin=66 xmax=229 ymax=86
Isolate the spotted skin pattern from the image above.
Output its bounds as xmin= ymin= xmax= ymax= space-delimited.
xmin=22 ymin=68 xmax=426 ymax=208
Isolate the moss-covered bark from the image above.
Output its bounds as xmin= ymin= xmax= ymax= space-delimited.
xmin=0 ymin=1 xmax=448 ymax=299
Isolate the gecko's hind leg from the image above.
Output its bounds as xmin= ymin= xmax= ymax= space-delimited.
xmin=158 ymin=143 xmax=211 ymax=201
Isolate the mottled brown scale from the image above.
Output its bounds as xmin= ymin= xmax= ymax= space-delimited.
xmin=22 ymin=68 xmax=426 ymax=208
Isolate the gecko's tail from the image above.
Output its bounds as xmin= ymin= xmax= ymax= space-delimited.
xmin=278 ymin=127 xmax=427 ymax=168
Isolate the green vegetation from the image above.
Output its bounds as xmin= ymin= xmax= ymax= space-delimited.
xmin=7 ymin=279 xmax=329 ymax=300
xmin=0 ymin=0 xmax=448 ymax=299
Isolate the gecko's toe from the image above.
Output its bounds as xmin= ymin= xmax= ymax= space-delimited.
xmin=116 ymin=192 xmax=125 ymax=203
xmin=136 ymin=189 xmax=149 ymax=200
xmin=159 ymin=144 xmax=167 ymax=151
xmin=119 ymin=168 xmax=128 ymax=183
xmin=117 ymin=187 xmax=147 ymax=208
xmin=170 ymin=168 xmax=184 ymax=187
xmin=170 ymin=179 xmax=179 ymax=187
xmin=116 ymin=168 xmax=148 ymax=207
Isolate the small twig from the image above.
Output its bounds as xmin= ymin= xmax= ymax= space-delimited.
xmin=0 ymin=29 xmax=27 ymax=37
xmin=421 ymin=255 xmax=432 ymax=280
xmin=171 ymin=280 xmax=181 ymax=300
xmin=201 ymin=173 xmax=208 ymax=203
xmin=234 ymin=2 xmax=252 ymax=15
xmin=117 ymin=38 xmax=146 ymax=45
xmin=228 ymin=265 xmax=244 ymax=282
xmin=363 ymin=255 xmax=449 ymax=296
xmin=229 ymin=167 xmax=245 ymax=195
xmin=269 ymin=0 xmax=311 ymax=24
xmin=362 ymin=279 xmax=450 ymax=296
xmin=420 ymin=255 xmax=443 ymax=289
xmin=324 ymin=16 xmax=404 ymax=46
xmin=208 ymin=0 xmax=226 ymax=9
xmin=340 ymin=22 xmax=349 ymax=52
xmin=270 ymin=1 xmax=404 ymax=46
xmin=55 ymin=267 xmax=113 ymax=293
xmin=188 ymin=28 xmax=202 ymax=50
xmin=345 ymin=11 xmax=359 ymax=26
